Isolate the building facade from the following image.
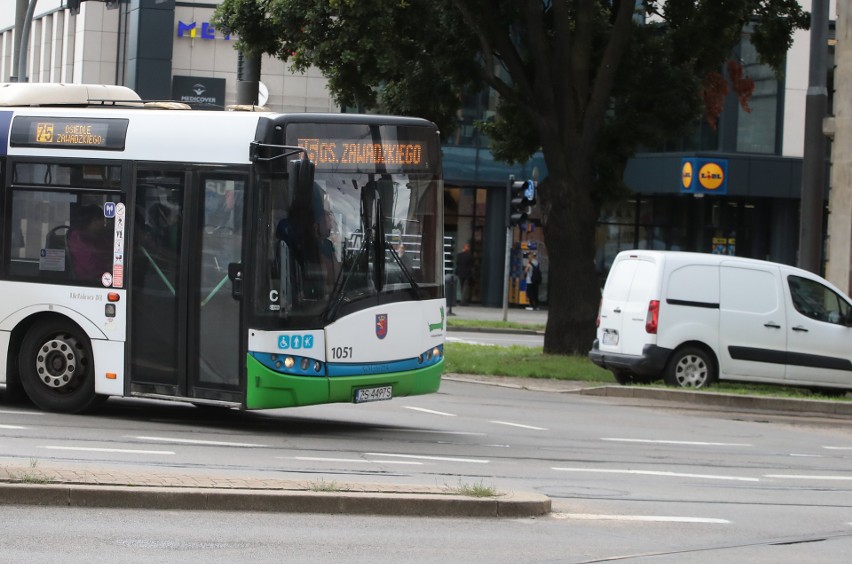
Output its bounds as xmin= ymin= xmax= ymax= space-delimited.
xmin=0 ymin=0 xmax=337 ymax=112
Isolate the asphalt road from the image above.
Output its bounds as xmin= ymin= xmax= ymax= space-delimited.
xmin=1 ymin=379 xmax=851 ymax=562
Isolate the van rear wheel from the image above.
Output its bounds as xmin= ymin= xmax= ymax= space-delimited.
xmin=664 ymin=347 xmax=714 ymax=389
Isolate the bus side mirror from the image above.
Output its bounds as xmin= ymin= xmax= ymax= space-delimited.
xmin=287 ymin=156 xmax=316 ymax=199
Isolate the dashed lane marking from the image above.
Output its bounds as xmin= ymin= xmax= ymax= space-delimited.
xmin=601 ymin=438 xmax=752 ymax=447
xmin=366 ymin=452 xmax=490 ymax=464
xmin=403 ymin=406 xmax=457 ymax=417
xmin=131 ymin=436 xmax=267 ymax=448
xmin=491 ymin=420 xmax=548 ymax=431
xmin=0 ymin=424 xmax=27 ymax=429
xmin=552 ymin=467 xmax=760 ymax=482
xmin=41 ymin=446 xmax=174 ymax=455
xmin=289 ymin=456 xmax=422 ymax=465
xmin=765 ymin=474 xmax=852 ymax=481
xmin=552 ymin=513 xmax=731 ymax=524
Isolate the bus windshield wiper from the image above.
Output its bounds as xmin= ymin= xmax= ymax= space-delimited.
xmin=388 ymin=241 xmax=423 ymax=298
xmin=322 ymin=181 xmax=372 ymax=323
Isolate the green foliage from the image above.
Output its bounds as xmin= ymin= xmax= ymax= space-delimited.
xmin=214 ymin=0 xmax=480 ymax=135
xmin=449 ymin=479 xmax=500 ymax=498
xmin=215 ymin=0 xmax=810 ymax=355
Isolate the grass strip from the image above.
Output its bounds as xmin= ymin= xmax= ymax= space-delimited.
xmin=444 ymin=342 xmax=851 ymax=401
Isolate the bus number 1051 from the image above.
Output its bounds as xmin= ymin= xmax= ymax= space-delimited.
xmin=331 ymin=346 xmax=353 ymax=360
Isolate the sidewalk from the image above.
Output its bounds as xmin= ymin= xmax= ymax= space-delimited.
xmin=0 ymin=463 xmax=550 ymax=517
xmin=447 ymin=304 xmax=547 ymax=329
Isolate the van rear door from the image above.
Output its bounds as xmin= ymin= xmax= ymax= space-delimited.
xmin=598 ymin=254 xmax=659 ymax=356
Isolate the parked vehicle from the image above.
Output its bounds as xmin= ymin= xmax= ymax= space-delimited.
xmin=589 ymin=250 xmax=852 ymax=392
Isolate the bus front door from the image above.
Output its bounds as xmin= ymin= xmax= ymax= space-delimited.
xmin=130 ymin=169 xmax=246 ymax=404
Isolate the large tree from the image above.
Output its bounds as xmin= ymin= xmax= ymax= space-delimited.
xmin=214 ymin=0 xmax=808 ymax=355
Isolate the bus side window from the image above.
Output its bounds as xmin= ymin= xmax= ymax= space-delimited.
xmin=66 ymin=204 xmax=113 ymax=282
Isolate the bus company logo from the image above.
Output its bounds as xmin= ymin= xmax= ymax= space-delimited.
xmin=681 ymin=161 xmax=693 ymax=190
xmin=375 ymin=314 xmax=389 ymax=340
xmin=177 ymin=21 xmax=231 ymax=41
xmin=698 ymin=162 xmax=725 ymax=190
xmin=427 ymin=306 xmax=445 ymax=334
xmin=278 ymin=334 xmax=315 ymax=350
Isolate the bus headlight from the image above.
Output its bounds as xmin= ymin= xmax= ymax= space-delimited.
xmin=284 ymin=357 xmax=295 ymax=369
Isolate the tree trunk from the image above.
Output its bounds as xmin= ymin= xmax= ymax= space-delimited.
xmin=540 ymin=149 xmax=600 ymax=356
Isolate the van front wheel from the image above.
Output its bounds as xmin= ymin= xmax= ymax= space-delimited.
xmin=664 ymin=347 xmax=715 ymax=389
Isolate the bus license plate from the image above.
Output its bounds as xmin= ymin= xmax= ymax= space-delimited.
xmin=354 ymin=386 xmax=393 ymax=403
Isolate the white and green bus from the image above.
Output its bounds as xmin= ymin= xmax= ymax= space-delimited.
xmin=0 ymin=83 xmax=445 ymax=413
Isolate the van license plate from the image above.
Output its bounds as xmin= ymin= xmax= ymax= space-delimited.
xmin=354 ymin=386 xmax=393 ymax=403
xmin=602 ymin=330 xmax=619 ymax=346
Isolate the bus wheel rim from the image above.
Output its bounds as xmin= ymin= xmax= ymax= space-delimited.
xmin=36 ymin=336 xmax=80 ymax=389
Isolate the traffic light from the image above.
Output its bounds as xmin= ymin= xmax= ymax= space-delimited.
xmin=509 ymin=179 xmax=536 ymax=225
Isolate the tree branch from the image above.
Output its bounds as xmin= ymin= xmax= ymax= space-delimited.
xmin=581 ymin=0 xmax=635 ymax=145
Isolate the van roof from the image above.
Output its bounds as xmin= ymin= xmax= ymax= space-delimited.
xmin=612 ymin=250 xmax=828 ymax=282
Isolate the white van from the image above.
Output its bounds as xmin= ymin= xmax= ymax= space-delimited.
xmin=589 ymin=250 xmax=852 ymax=392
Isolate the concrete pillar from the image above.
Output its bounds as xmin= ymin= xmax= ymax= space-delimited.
xmin=826 ymin=0 xmax=852 ymax=293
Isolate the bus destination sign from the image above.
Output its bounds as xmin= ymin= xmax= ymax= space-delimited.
xmin=11 ymin=116 xmax=129 ymax=151
xmin=297 ymin=138 xmax=425 ymax=170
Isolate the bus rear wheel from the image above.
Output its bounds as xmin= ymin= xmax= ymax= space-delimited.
xmin=19 ymin=319 xmax=102 ymax=413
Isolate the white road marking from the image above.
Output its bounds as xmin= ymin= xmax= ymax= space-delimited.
xmin=552 ymin=513 xmax=730 ymax=524
xmin=366 ymin=452 xmax=490 ymax=464
xmin=552 ymin=467 xmax=759 ymax=482
xmin=765 ymin=474 xmax=852 ymax=481
xmin=0 ymin=410 xmax=39 ymax=415
xmin=601 ymin=438 xmax=752 ymax=447
xmin=789 ymin=453 xmax=823 ymax=458
xmin=376 ymin=428 xmax=485 ymax=436
xmin=823 ymin=446 xmax=852 ymax=451
xmin=403 ymin=406 xmax=457 ymax=417
xmin=289 ymin=456 xmax=422 ymax=465
xmin=41 ymin=446 xmax=174 ymax=455
xmin=491 ymin=420 xmax=548 ymax=431
xmin=131 ymin=436 xmax=266 ymax=448
xmin=0 ymin=424 xmax=27 ymax=429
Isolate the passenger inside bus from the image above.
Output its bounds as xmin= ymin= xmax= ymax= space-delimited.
xmin=66 ymin=204 xmax=113 ymax=282
xmin=276 ymin=185 xmax=338 ymax=303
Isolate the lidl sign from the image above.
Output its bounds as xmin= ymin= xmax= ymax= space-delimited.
xmin=681 ymin=158 xmax=728 ymax=195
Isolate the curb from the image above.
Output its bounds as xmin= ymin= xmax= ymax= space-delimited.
xmin=578 ymin=385 xmax=852 ymax=417
xmin=0 ymin=482 xmax=551 ymax=517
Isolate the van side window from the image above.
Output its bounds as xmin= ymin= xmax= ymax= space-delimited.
xmin=604 ymin=260 xmax=638 ymax=301
xmin=787 ymin=275 xmax=850 ymax=325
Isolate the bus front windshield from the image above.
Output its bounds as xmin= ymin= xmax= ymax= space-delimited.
xmin=253 ymin=169 xmax=443 ymax=328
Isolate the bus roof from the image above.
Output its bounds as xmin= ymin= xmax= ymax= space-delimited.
xmin=2 ymin=106 xmax=267 ymax=164
xmin=0 ymin=84 xmax=439 ymax=165
xmin=0 ymin=83 xmax=142 ymax=107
